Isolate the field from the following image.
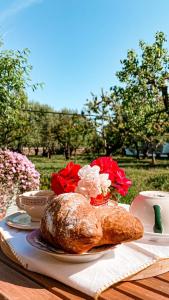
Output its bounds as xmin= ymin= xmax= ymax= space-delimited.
xmin=29 ymin=155 xmax=169 ymax=204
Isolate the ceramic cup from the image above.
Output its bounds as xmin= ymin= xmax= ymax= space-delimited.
xmin=16 ymin=190 xmax=55 ymax=222
xmin=130 ymin=191 xmax=169 ymax=234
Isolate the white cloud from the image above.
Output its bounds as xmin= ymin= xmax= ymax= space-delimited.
xmin=0 ymin=0 xmax=43 ymax=23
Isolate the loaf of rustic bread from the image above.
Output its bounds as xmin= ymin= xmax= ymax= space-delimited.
xmin=40 ymin=193 xmax=143 ymax=254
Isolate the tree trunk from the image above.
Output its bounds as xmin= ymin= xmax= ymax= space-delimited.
xmin=135 ymin=142 xmax=140 ymax=159
xmin=73 ymin=148 xmax=77 ymax=159
xmin=142 ymin=143 xmax=149 ymax=159
xmin=48 ymin=148 xmax=52 ymax=159
xmin=42 ymin=148 xmax=48 ymax=157
xmin=17 ymin=142 xmax=22 ymax=154
xmin=151 ymin=151 xmax=156 ymax=165
xmin=64 ymin=145 xmax=70 ymax=160
xmin=161 ymin=85 xmax=169 ymax=112
xmin=106 ymin=145 xmax=112 ymax=156
xmin=121 ymin=146 xmax=126 ymax=156
xmin=70 ymin=147 xmax=74 ymax=158
xmin=35 ymin=147 xmax=39 ymax=156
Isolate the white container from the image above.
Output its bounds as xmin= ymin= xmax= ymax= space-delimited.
xmin=130 ymin=191 xmax=169 ymax=234
xmin=16 ymin=190 xmax=55 ymax=221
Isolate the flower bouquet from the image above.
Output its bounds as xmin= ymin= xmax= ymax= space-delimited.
xmin=51 ymin=156 xmax=131 ymax=206
xmin=0 ymin=149 xmax=40 ymax=216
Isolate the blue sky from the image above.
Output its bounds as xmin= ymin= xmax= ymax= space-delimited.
xmin=1 ymin=0 xmax=169 ymax=112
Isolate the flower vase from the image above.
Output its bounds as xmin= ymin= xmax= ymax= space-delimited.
xmin=0 ymin=192 xmax=20 ymax=220
xmin=108 ymin=194 xmax=119 ymax=207
xmin=0 ymin=194 xmax=7 ymax=220
xmin=90 ymin=194 xmax=108 ymax=206
xmin=6 ymin=197 xmax=19 ymax=217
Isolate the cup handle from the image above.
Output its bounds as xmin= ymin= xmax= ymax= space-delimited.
xmin=16 ymin=195 xmax=25 ymax=210
xmin=153 ymin=205 xmax=163 ymax=233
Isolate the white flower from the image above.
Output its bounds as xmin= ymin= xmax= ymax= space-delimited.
xmin=75 ymin=165 xmax=111 ymax=199
xmin=99 ymin=174 xmax=111 ymax=195
xmin=78 ymin=165 xmax=100 ymax=179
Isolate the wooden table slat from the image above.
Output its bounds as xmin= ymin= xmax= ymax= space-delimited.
xmin=133 ymin=277 xmax=169 ymax=297
xmin=0 ymin=250 xmax=91 ymax=300
xmin=114 ymin=281 xmax=169 ymax=300
xmin=157 ymin=272 xmax=169 ymax=282
xmin=100 ymin=287 xmax=137 ymax=300
xmin=0 ymin=260 xmax=60 ymax=300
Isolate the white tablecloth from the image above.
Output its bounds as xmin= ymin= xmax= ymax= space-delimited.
xmin=1 ymin=204 xmax=165 ymax=299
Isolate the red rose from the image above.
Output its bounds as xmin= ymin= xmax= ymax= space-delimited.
xmin=91 ymin=156 xmax=132 ymax=197
xmin=91 ymin=156 xmax=119 ymax=181
xmin=91 ymin=156 xmax=118 ymax=172
xmin=51 ymin=162 xmax=81 ymax=195
xmin=112 ymin=169 xmax=132 ymax=196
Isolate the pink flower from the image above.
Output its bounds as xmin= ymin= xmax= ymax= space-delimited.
xmin=76 ymin=178 xmax=100 ymax=198
xmin=0 ymin=149 xmax=40 ymax=193
xmin=75 ymin=165 xmax=111 ymax=199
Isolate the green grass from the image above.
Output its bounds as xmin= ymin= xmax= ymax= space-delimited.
xmin=29 ymin=154 xmax=169 ymax=204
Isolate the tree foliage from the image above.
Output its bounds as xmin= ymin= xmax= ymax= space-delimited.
xmin=86 ymin=32 xmax=169 ymax=162
xmin=53 ymin=109 xmax=93 ymax=159
xmin=1 ymin=32 xmax=169 ymax=162
xmin=0 ymin=39 xmax=41 ymax=148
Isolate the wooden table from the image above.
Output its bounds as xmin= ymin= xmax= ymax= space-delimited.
xmin=1 ymin=249 xmax=169 ymax=300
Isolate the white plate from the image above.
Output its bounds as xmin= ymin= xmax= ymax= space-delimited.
xmin=6 ymin=212 xmax=40 ymax=230
xmin=26 ymin=229 xmax=116 ymax=263
xmin=137 ymin=224 xmax=169 ymax=244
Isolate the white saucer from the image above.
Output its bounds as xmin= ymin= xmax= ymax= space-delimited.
xmin=26 ymin=229 xmax=116 ymax=263
xmin=6 ymin=212 xmax=40 ymax=230
xmin=138 ymin=224 xmax=169 ymax=244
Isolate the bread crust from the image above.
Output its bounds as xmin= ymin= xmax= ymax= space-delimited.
xmin=40 ymin=193 xmax=143 ymax=254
